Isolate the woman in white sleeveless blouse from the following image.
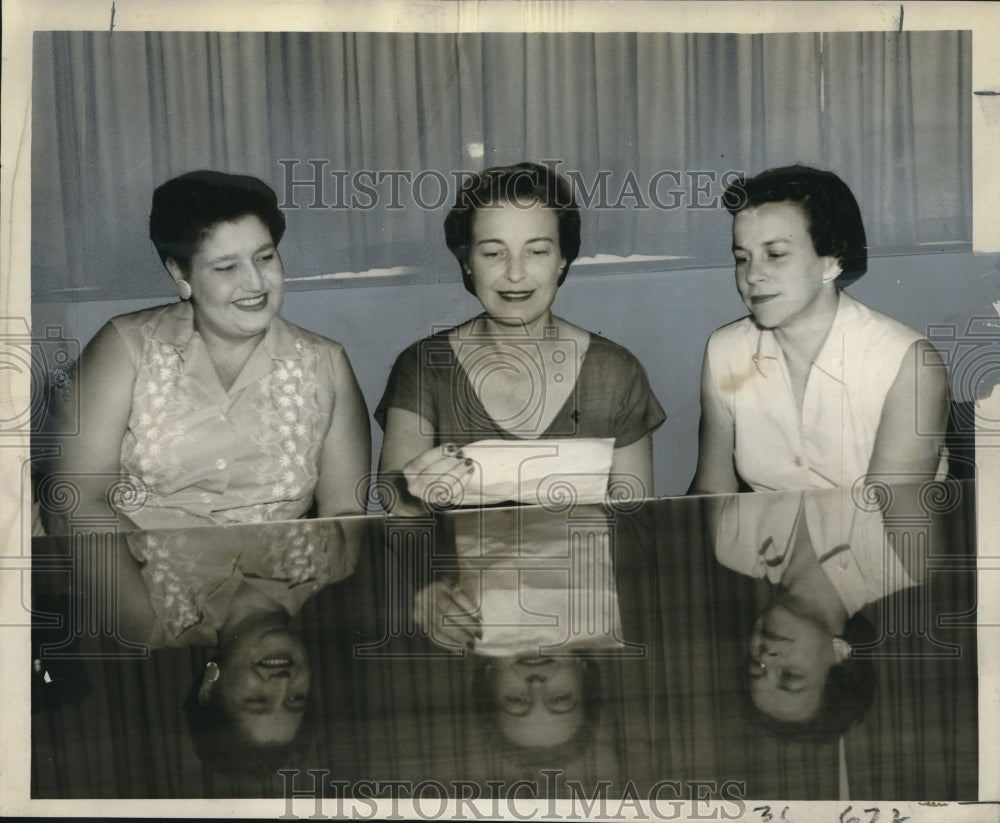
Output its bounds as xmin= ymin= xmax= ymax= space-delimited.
xmin=690 ymin=165 xmax=949 ymax=495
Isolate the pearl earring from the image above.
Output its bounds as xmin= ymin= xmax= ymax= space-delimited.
xmin=832 ymin=637 xmax=852 ymax=661
xmin=177 ymin=280 xmax=193 ymax=301
xmin=198 ymin=660 xmax=220 ymax=705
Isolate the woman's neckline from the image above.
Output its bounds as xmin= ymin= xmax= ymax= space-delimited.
xmin=193 ymin=327 xmax=269 ymax=394
xmin=447 ymin=317 xmax=593 ymax=440
xmin=768 ymin=287 xmax=841 ymax=367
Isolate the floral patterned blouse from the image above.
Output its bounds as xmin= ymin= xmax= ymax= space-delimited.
xmin=112 ymin=301 xmax=346 ymax=529
xmin=126 ymin=519 xmax=357 ymax=647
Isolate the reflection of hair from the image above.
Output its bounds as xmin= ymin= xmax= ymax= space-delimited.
xmin=722 ymin=165 xmax=868 ymax=287
xmin=444 ymin=162 xmax=582 ymax=295
xmin=741 ymin=613 xmax=877 ymax=744
xmin=149 ymin=170 xmax=286 ymax=270
xmin=182 ymin=661 xmax=313 ymax=781
xmin=471 ymin=653 xmax=603 ymax=769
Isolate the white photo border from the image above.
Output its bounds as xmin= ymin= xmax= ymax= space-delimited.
xmin=2 ymin=1 xmax=998 ymax=818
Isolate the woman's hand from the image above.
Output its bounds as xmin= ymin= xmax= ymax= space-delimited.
xmin=402 ymin=444 xmax=477 ymax=509
xmin=378 ymin=407 xmax=475 ymax=514
xmin=412 ymin=579 xmax=482 ymax=651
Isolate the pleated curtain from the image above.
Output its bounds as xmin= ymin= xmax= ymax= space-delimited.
xmin=31 ymin=31 xmax=969 ymax=301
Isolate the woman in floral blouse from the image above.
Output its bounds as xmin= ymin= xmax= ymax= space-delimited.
xmin=53 ymin=171 xmax=370 ymax=531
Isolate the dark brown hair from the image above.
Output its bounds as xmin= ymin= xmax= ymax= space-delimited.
xmin=149 ymin=170 xmax=286 ymax=271
xmin=723 ymin=165 xmax=868 ymax=287
xmin=444 ymin=162 xmax=581 ymax=295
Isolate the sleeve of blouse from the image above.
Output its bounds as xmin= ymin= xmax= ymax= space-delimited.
xmin=689 ymin=330 xmax=741 ymax=495
xmin=374 ymin=340 xmax=430 ymax=431
xmin=107 ymin=314 xmax=144 ymax=367
xmin=701 ymin=334 xmax=734 ymax=427
xmin=613 ymin=350 xmax=667 ymax=448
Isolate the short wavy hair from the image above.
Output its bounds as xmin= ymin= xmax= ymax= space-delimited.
xmin=723 ymin=165 xmax=868 ymax=287
xmin=183 ymin=659 xmax=313 ymax=781
xmin=444 ymin=162 xmax=581 ymax=295
xmin=741 ymin=612 xmax=877 ymax=744
xmin=149 ymin=170 xmax=286 ymax=271
xmin=471 ymin=652 xmax=603 ymax=769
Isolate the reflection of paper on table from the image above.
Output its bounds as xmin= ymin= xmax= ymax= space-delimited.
xmin=455 ymin=508 xmax=626 ymax=655
xmin=470 ymin=574 xmax=627 ymax=656
xmin=459 ymin=437 xmax=614 ymax=506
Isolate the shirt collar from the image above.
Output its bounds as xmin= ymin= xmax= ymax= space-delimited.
xmin=149 ymin=300 xmax=302 ymax=361
xmin=747 ymin=290 xmax=861 ymax=383
xmin=811 ymin=290 xmax=864 ymax=383
xmin=149 ymin=300 xmax=197 ymax=350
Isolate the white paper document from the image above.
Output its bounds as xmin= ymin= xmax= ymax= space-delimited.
xmin=459 ymin=437 xmax=615 ymax=506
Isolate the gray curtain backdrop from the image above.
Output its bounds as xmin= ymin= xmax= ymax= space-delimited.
xmin=31 ymin=31 xmax=970 ymax=301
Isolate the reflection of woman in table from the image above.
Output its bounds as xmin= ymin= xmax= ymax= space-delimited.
xmin=690 ymin=165 xmax=949 ymax=494
xmin=376 ymin=162 xmax=664 ymax=513
xmin=413 ymin=581 xmax=603 ymax=762
xmin=116 ymin=520 xmax=356 ymax=774
xmin=712 ymin=490 xmax=924 ymax=739
xmin=407 ymin=501 xmax=621 ymax=765
xmin=471 ymin=654 xmax=603 ymax=764
xmin=185 ymin=583 xmax=312 ymax=760
xmin=744 ymin=527 xmax=876 ymax=739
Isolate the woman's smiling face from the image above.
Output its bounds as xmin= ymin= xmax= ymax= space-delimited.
xmin=732 ymin=200 xmax=840 ymax=331
xmin=169 ymin=213 xmax=285 ymax=344
xmin=492 ymin=656 xmax=584 ymax=747
xmin=466 ymin=200 xmax=566 ymax=334
xmin=216 ymin=622 xmax=311 ymax=746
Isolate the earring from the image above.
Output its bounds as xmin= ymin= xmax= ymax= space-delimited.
xmin=177 ymin=280 xmax=192 ymax=301
xmin=198 ymin=660 xmax=220 ymax=705
xmin=832 ymin=637 xmax=852 ymax=662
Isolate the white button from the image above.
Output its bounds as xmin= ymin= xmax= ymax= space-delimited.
xmin=215 ymin=458 xmax=227 ymax=470
xmin=201 ymin=494 xmax=212 ymax=504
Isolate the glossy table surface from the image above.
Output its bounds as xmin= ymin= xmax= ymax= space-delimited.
xmin=30 ymin=481 xmax=978 ymax=800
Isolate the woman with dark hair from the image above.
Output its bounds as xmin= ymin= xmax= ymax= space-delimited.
xmin=184 ymin=601 xmax=314 ymax=778
xmin=690 ymin=165 xmax=949 ymax=494
xmin=471 ymin=654 xmax=604 ymax=767
xmin=742 ymin=611 xmax=876 ymax=744
xmin=712 ymin=488 xmax=899 ymax=740
xmin=143 ymin=519 xmax=355 ymax=776
xmin=376 ymin=162 xmax=665 ymax=512
xmin=54 ymin=170 xmax=370 ymax=530
xmin=411 ymin=579 xmax=605 ymax=766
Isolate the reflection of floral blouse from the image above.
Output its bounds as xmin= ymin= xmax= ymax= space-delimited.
xmin=112 ymin=302 xmax=346 ymax=529
xmin=127 ymin=520 xmax=355 ymax=647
